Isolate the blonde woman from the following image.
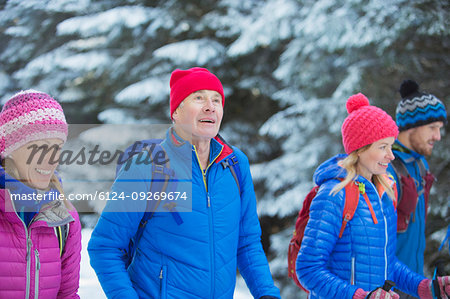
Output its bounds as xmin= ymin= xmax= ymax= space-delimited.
xmin=296 ymin=93 xmax=450 ymax=299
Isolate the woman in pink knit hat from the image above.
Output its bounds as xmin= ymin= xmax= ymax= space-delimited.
xmin=0 ymin=90 xmax=81 ymax=298
xmin=295 ymin=93 xmax=450 ymax=299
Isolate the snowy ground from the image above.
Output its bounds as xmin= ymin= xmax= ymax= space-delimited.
xmin=79 ymin=228 xmax=253 ymax=298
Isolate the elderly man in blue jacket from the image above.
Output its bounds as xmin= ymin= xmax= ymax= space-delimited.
xmin=387 ymin=80 xmax=447 ymax=299
xmin=88 ymin=67 xmax=280 ymax=299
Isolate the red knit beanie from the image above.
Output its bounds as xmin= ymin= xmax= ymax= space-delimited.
xmin=342 ymin=93 xmax=399 ymax=154
xmin=169 ymin=67 xmax=225 ymax=118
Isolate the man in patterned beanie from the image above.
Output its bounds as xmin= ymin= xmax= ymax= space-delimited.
xmin=387 ymin=80 xmax=447 ymax=299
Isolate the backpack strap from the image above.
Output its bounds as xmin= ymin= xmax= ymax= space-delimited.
xmin=390 ymin=158 xmax=410 ymax=201
xmin=416 ymin=158 xmax=429 ymax=197
xmin=390 ymin=157 xmax=410 ymax=177
xmin=391 ymin=155 xmax=429 ymax=196
xmin=339 ymin=182 xmax=359 ymax=238
xmin=362 ymin=193 xmax=378 ymax=225
xmin=133 ymin=142 xmax=180 ymax=227
xmin=55 ymin=223 xmax=69 ymax=257
xmin=123 ymin=141 xmax=180 ymax=269
xmin=215 ymin=134 xmax=243 ymax=195
xmin=356 ymin=182 xmax=378 ymax=225
xmin=416 ymin=158 xmax=427 ymax=178
xmin=438 ymin=226 xmax=450 ymax=252
xmin=221 ymin=153 xmax=242 ymax=195
xmin=338 ymin=181 xmax=378 ymax=238
xmin=140 ymin=147 xmax=181 ymax=224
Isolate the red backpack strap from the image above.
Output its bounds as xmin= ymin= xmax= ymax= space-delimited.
xmin=339 ymin=182 xmax=360 ymax=238
xmin=339 ymin=181 xmax=379 ymax=238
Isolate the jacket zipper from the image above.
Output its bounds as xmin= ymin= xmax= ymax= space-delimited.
xmin=159 ymin=267 xmax=163 ymax=298
xmin=351 ymin=256 xmax=355 ymax=285
xmin=159 ymin=265 xmax=167 ymax=299
xmin=368 ymin=181 xmax=389 ymax=280
xmin=35 ymin=249 xmax=40 ymax=299
xmin=192 ymin=145 xmax=223 ymax=297
xmin=26 ymin=237 xmax=32 ymax=299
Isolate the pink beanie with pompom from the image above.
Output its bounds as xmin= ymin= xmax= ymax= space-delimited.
xmin=341 ymin=93 xmax=398 ymax=154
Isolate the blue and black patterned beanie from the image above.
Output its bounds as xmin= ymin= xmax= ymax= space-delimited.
xmin=396 ymin=80 xmax=447 ymax=132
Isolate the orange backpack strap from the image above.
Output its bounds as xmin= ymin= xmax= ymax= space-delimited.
xmin=362 ymin=192 xmax=378 ymax=225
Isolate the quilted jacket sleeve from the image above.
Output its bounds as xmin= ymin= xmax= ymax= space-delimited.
xmin=234 ymin=149 xmax=281 ymax=299
xmin=296 ymin=182 xmax=359 ymax=299
xmin=57 ymin=203 xmax=82 ymax=299
xmin=392 ymin=250 xmax=426 ymax=296
xmin=87 ymin=160 xmax=148 ymax=299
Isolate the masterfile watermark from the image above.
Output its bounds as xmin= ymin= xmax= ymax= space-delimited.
xmin=25 ymin=141 xmax=170 ymax=171
xmin=9 ymin=191 xmax=188 ymax=202
xmin=4 ymin=124 xmax=193 ymax=213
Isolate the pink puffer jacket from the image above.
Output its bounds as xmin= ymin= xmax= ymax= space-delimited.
xmin=0 ymin=189 xmax=81 ymax=299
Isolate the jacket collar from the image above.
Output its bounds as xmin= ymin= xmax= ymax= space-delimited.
xmin=0 ymin=165 xmax=57 ymax=211
xmin=0 ymin=164 xmax=73 ymax=226
xmin=393 ymin=140 xmax=424 ymax=162
xmin=213 ymin=134 xmax=234 ymax=163
xmin=166 ymin=128 xmax=234 ymax=164
xmin=0 ymin=187 xmax=74 ymax=227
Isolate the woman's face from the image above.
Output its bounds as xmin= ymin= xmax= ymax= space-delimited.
xmin=7 ymin=138 xmax=64 ymax=190
xmin=356 ymin=137 xmax=395 ymax=181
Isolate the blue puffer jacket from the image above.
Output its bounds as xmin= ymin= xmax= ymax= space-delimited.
xmin=88 ymin=129 xmax=280 ymax=299
xmin=387 ymin=140 xmax=429 ymax=275
xmin=296 ymin=154 xmax=425 ymax=299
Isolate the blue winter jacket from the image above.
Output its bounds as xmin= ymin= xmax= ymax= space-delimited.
xmin=88 ymin=129 xmax=280 ymax=299
xmin=296 ymin=154 xmax=425 ymax=299
xmin=387 ymin=140 xmax=429 ymax=275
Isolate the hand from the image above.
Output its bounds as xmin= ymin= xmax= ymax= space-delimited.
xmin=353 ymin=288 xmax=400 ymax=299
xmin=433 ymin=276 xmax=450 ymax=299
xmin=366 ymin=288 xmax=400 ymax=299
xmin=418 ymin=277 xmax=450 ymax=299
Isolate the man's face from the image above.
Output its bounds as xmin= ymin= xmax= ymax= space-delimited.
xmin=172 ymin=90 xmax=223 ymax=143
xmin=408 ymin=121 xmax=444 ymax=156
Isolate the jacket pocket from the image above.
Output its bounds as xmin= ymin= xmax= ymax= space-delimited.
xmin=159 ymin=265 xmax=167 ymax=299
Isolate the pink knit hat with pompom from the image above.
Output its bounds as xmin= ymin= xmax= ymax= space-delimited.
xmin=0 ymin=90 xmax=68 ymax=158
xmin=342 ymin=93 xmax=398 ymax=154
